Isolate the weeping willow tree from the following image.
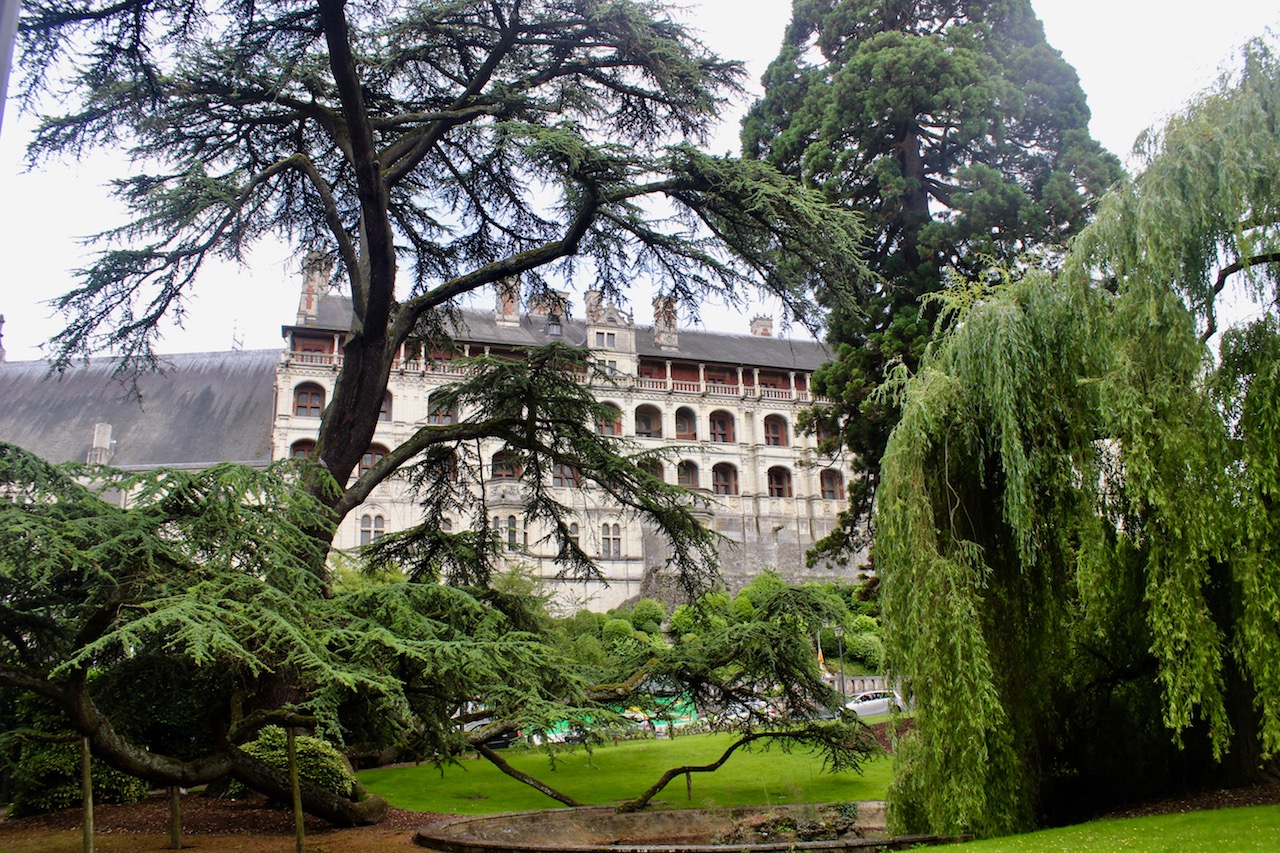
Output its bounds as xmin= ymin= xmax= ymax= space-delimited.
xmin=876 ymin=39 xmax=1280 ymax=837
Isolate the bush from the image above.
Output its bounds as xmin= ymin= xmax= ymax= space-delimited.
xmin=7 ymin=695 xmax=147 ymax=818
xmin=602 ymin=617 xmax=637 ymax=647
xmin=846 ymin=632 xmax=884 ymax=670
xmin=630 ymin=598 xmax=667 ymax=635
xmin=230 ymin=727 xmax=356 ymax=799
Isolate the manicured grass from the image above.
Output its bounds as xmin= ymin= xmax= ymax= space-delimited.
xmin=958 ymin=805 xmax=1280 ymax=852
xmin=358 ymin=732 xmax=892 ymax=814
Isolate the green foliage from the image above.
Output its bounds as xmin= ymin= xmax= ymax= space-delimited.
xmin=603 ymin=618 xmax=638 ymax=648
xmin=630 ymin=599 xmax=668 ymax=636
xmin=231 ymin=727 xmax=357 ymax=800
xmin=6 ymin=696 xmax=147 ymax=818
xmin=844 ymin=633 xmax=884 ymax=671
xmin=875 ymin=41 xmax=1280 ymax=838
xmin=745 ymin=0 xmax=1123 ymax=552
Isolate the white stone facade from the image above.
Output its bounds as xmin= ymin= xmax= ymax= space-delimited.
xmin=272 ymin=287 xmax=857 ymax=610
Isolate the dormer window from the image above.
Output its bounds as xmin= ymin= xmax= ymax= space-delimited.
xmin=594 ymin=331 xmax=616 ymax=348
xmin=547 ymin=314 xmax=562 ymax=337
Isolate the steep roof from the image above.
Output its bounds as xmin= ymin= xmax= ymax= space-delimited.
xmin=0 ymin=350 xmax=279 ymax=469
xmin=295 ymin=295 xmax=834 ymax=372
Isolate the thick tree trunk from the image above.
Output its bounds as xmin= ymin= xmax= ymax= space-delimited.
xmin=53 ymin=678 xmax=388 ymax=827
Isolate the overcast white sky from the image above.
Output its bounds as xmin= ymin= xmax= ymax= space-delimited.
xmin=1 ymin=1 xmax=1276 ymax=362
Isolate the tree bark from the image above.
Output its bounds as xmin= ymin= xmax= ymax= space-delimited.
xmin=288 ymin=728 xmax=306 ymax=853
xmin=81 ymin=736 xmax=94 ymax=853
xmin=51 ymin=677 xmax=388 ymax=826
xmin=168 ymin=786 xmax=182 ymax=850
xmin=474 ymin=742 xmax=584 ymax=807
xmin=616 ymin=733 xmax=767 ymax=813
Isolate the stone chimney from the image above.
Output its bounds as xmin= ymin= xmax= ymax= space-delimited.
xmin=529 ymin=289 xmax=568 ymax=317
xmin=297 ymin=252 xmax=331 ymax=325
xmin=87 ymin=423 xmax=114 ymax=465
xmin=749 ymin=315 xmax=773 ymax=337
xmin=495 ymin=277 xmax=520 ymax=326
xmin=584 ymin=290 xmax=604 ymax=323
xmin=653 ymin=296 xmax=679 ymax=351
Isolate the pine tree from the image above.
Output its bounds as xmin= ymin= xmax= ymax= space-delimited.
xmin=743 ymin=0 xmax=1122 ymax=551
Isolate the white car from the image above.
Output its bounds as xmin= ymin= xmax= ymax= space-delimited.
xmin=844 ymin=690 xmax=903 ymax=718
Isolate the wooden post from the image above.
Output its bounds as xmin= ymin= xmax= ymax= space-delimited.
xmin=288 ymin=727 xmax=305 ymax=853
xmin=685 ymin=770 xmax=692 ymax=801
xmin=168 ymin=785 xmax=182 ymax=849
xmin=81 ymin=736 xmax=94 ymax=853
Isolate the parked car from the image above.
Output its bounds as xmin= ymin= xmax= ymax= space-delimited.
xmin=844 ymin=690 xmax=903 ymax=718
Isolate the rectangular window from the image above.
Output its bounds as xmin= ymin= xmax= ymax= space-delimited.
xmin=601 ymin=523 xmax=622 ymax=559
xmin=552 ymin=463 xmax=580 ymax=488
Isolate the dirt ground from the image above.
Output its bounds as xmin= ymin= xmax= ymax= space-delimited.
xmin=0 ymin=793 xmax=444 ymax=852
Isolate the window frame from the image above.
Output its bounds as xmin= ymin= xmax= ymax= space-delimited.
xmin=712 ymin=463 xmax=738 ymax=495
xmin=709 ymin=411 xmax=735 ymax=443
xmin=293 ymin=383 xmax=325 ymax=418
xmin=821 ymin=469 xmax=843 ymax=500
xmin=764 ymin=414 xmax=788 ymax=447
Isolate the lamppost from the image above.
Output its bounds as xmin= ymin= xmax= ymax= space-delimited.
xmin=835 ymin=623 xmax=846 ymax=698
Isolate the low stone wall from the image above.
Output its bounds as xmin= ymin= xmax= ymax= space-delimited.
xmin=414 ymin=802 xmax=964 ymax=852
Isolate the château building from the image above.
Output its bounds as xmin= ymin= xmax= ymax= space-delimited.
xmin=0 ymin=267 xmax=860 ymax=610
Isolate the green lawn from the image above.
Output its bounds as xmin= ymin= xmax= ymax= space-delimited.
xmin=358 ymin=732 xmax=892 ymax=814
xmin=359 ymin=734 xmax=1279 ymax=852
xmin=958 ymin=805 xmax=1280 ymax=852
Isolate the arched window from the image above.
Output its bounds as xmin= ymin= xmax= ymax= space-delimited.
xmin=552 ymin=463 xmax=580 ymax=488
xmin=634 ymin=404 xmax=662 ymax=438
xmin=428 ymin=401 xmax=456 ymax=425
xmin=379 ymin=391 xmax=393 ymax=422
xmin=294 ymin=383 xmax=324 ymax=417
xmin=507 ymin=515 xmax=518 ymax=550
xmin=601 ymin=523 xmax=622 ymax=559
xmin=712 ymin=463 xmax=738 ymax=495
xmin=675 ymin=407 xmax=697 ymax=440
xmin=677 ymin=460 xmax=699 ymax=488
xmin=569 ymin=522 xmax=580 ymax=547
xmin=763 ymin=414 xmax=788 ymax=447
xmin=359 ymin=445 xmax=388 ymax=477
xmin=359 ymin=514 xmax=385 ymax=545
xmin=820 ymin=469 xmax=844 ymax=500
xmin=290 ymin=440 xmax=315 ymax=459
xmin=767 ymin=466 xmax=793 ymax=498
xmin=441 ymin=517 xmax=453 ymax=532
xmin=595 ymin=403 xmax=623 ymax=436
xmin=491 ymin=450 xmax=520 ymax=479
xmin=639 ymin=459 xmax=664 ymax=481
xmin=709 ymin=411 xmax=735 ymax=443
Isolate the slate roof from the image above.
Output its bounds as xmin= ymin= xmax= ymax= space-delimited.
xmin=0 ymin=350 xmax=280 ymax=469
xmin=298 ymin=295 xmax=835 ymax=371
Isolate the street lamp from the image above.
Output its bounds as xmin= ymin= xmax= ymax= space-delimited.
xmin=834 ymin=623 xmax=846 ymax=698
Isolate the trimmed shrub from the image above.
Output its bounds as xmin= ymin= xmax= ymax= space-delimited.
xmin=630 ymin=598 xmax=667 ymax=635
xmin=7 ymin=696 xmax=146 ymax=817
xmin=230 ymin=726 xmax=356 ymax=799
xmin=846 ymin=632 xmax=884 ymax=670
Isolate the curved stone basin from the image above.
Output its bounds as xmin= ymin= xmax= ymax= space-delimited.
xmin=414 ymin=802 xmax=901 ymax=852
